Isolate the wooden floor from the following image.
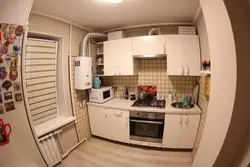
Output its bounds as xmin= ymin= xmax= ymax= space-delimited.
xmin=57 ymin=138 xmax=192 ymax=167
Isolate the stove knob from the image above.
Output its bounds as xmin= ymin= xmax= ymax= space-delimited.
xmin=145 ymin=113 xmax=148 ymax=117
xmin=137 ymin=112 xmax=140 ymax=116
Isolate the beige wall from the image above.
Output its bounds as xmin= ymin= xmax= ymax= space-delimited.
xmin=28 ymin=13 xmax=92 ymax=142
xmin=70 ymin=25 xmax=92 ymax=141
xmin=192 ymin=0 xmax=237 ymax=166
xmin=191 ymin=10 xmax=210 ymax=160
xmin=195 ymin=11 xmax=210 ymax=62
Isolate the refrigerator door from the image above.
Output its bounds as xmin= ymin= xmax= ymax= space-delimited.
xmin=0 ymin=24 xmax=47 ymax=167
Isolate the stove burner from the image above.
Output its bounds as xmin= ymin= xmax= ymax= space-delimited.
xmin=149 ymin=100 xmax=166 ymax=108
xmin=131 ymin=96 xmax=166 ymax=108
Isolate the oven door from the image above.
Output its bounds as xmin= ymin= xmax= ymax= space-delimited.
xmin=130 ymin=118 xmax=164 ymax=143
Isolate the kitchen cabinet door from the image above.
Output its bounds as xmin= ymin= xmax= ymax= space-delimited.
xmin=133 ymin=35 xmax=166 ymax=56
xmin=166 ymin=35 xmax=201 ymax=76
xmin=165 ymin=35 xmax=185 ymax=76
xmin=178 ymin=114 xmax=200 ymax=149
xmin=88 ymin=106 xmax=109 ymax=139
xmin=108 ymin=109 xmax=129 ymax=142
xmin=104 ymin=40 xmax=118 ymax=76
xmin=104 ymin=38 xmax=134 ymax=76
xmin=162 ymin=114 xmax=182 ymax=148
xmin=182 ymin=36 xmax=201 ymax=76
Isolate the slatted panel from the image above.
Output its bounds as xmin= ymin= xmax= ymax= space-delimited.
xmin=26 ymin=38 xmax=58 ymax=125
xmin=29 ymin=99 xmax=57 ymax=110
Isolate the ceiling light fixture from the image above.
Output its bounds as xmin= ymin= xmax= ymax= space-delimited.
xmin=104 ymin=0 xmax=123 ymax=3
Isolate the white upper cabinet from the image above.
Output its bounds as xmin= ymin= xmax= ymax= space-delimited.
xmin=104 ymin=38 xmax=136 ymax=76
xmin=133 ymin=35 xmax=166 ymax=55
xmin=166 ymin=35 xmax=201 ymax=76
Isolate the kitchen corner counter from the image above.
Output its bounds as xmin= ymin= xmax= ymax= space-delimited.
xmin=87 ymin=98 xmax=202 ymax=114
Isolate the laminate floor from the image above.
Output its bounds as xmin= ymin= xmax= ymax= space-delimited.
xmin=57 ymin=138 xmax=192 ymax=167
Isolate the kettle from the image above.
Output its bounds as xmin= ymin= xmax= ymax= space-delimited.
xmin=93 ymin=76 xmax=101 ymax=89
xmin=0 ymin=119 xmax=12 ymax=146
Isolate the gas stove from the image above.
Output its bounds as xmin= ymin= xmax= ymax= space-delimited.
xmin=131 ymin=97 xmax=166 ymax=108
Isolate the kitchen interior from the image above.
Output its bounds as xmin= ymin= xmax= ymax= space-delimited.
xmin=2 ymin=0 xmax=242 ymax=167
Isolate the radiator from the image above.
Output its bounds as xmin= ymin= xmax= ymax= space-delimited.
xmin=39 ymin=133 xmax=62 ymax=167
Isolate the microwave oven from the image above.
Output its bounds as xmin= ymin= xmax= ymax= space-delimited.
xmin=89 ymin=86 xmax=114 ymax=103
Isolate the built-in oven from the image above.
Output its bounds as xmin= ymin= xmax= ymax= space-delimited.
xmin=129 ymin=111 xmax=165 ymax=143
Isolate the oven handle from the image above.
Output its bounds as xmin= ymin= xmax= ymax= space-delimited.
xmin=130 ymin=119 xmax=163 ymax=124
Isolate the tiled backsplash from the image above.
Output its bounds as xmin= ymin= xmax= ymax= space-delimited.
xmin=102 ymin=59 xmax=197 ymax=99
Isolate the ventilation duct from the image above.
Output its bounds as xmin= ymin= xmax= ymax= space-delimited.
xmin=81 ymin=33 xmax=107 ymax=57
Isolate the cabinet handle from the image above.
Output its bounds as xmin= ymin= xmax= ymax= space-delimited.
xmin=185 ymin=66 xmax=189 ymax=76
xmin=105 ymin=114 xmax=107 ymax=118
xmin=163 ymin=44 xmax=166 ymax=54
xmin=184 ymin=114 xmax=188 ymax=125
xmin=126 ymin=117 xmax=128 ymax=128
xmin=179 ymin=115 xmax=182 ymax=125
xmin=181 ymin=65 xmax=184 ymax=75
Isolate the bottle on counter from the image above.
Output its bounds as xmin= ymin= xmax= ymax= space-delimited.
xmin=168 ymin=91 xmax=172 ymax=102
xmin=125 ymin=87 xmax=129 ymax=100
xmin=173 ymin=93 xmax=178 ymax=101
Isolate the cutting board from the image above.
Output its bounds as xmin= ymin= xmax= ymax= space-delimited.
xmin=192 ymin=83 xmax=200 ymax=105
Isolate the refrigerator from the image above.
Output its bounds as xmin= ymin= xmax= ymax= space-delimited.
xmin=0 ymin=24 xmax=47 ymax=167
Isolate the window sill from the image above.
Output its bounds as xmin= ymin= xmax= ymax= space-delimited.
xmin=34 ymin=116 xmax=76 ymax=137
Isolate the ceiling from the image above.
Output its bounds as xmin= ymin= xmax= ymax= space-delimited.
xmin=31 ymin=0 xmax=200 ymax=31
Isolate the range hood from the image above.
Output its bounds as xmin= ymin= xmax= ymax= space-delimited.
xmin=133 ymin=54 xmax=166 ymax=59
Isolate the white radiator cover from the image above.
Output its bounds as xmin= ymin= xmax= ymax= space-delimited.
xmin=39 ymin=134 xmax=62 ymax=167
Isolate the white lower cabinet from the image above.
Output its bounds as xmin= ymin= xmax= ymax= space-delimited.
xmin=88 ymin=106 xmax=129 ymax=142
xmin=162 ymin=114 xmax=200 ymax=149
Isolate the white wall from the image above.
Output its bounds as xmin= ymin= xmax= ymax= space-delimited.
xmin=0 ymin=0 xmax=33 ymax=25
xmin=192 ymin=0 xmax=237 ymax=166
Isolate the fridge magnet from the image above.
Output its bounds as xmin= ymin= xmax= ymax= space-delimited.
xmin=15 ymin=26 xmax=24 ymax=37
xmin=2 ymin=80 xmax=12 ymax=90
xmin=11 ymin=52 xmax=19 ymax=57
xmin=0 ymin=66 xmax=7 ymax=79
xmin=9 ymin=69 xmax=18 ymax=81
xmin=0 ymin=32 xmax=2 ymax=41
xmin=13 ymin=82 xmax=21 ymax=92
xmin=4 ymin=92 xmax=12 ymax=101
xmin=4 ymin=101 xmax=15 ymax=112
xmin=14 ymin=93 xmax=22 ymax=103
xmin=13 ymin=45 xmax=21 ymax=52
xmin=0 ymin=57 xmax=3 ymax=64
xmin=0 ymin=93 xmax=2 ymax=104
xmin=5 ymin=57 xmax=11 ymax=62
xmin=4 ymin=41 xmax=10 ymax=47
xmin=8 ymin=25 xmax=15 ymax=35
xmin=0 ymin=119 xmax=12 ymax=146
xmin=0 ymin=106 xmax=4 ymax=115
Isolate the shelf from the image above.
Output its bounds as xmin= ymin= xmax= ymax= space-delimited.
xmin=200 ymin=70 xmax=211 ymax=75
xmin=96 ymin=53 xmax=103 ymax=56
